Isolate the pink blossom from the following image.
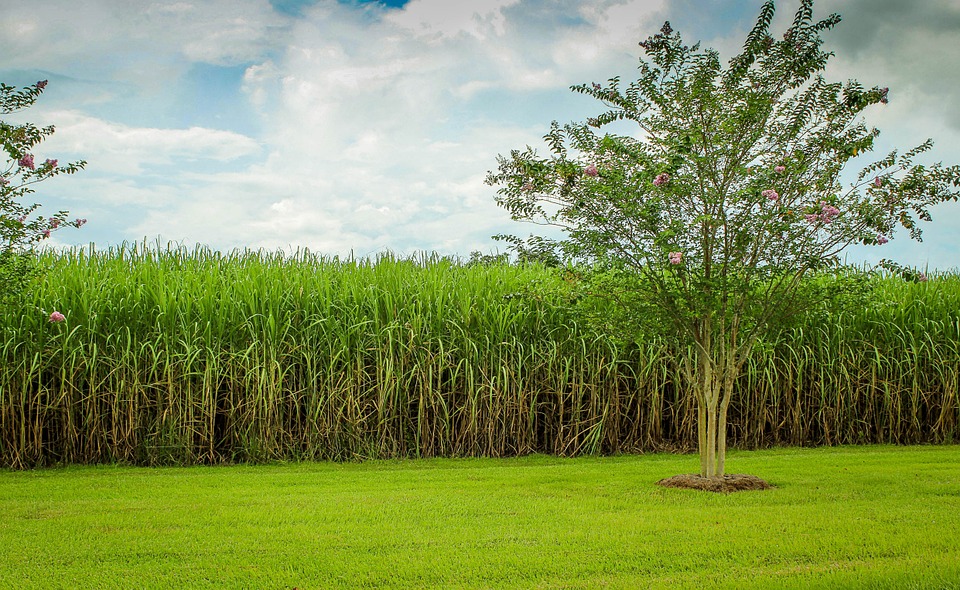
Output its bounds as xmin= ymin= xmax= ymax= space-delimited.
xmin=49 ymin=311 xmax=65 ymax=323
xmin=75 ymin=218 xmax=87 ymax=227
xmin=45 ymin=159 xmax=58 ymax=169
xmin=876 ymin=235 xmax=889 ymax=245
xmin=18 ymin=154 xmax=35 ymax=169
xmin=653 ymin=173 xmax=670 ymax=187
xmin=50 ymin=218 xmax=61 ymax=229
xmin=36 ymin=80 xmax=48 ymax=89
xmin=804 ymin=213 xmax=820 ymax=224
xmin=874 ymin=177 xmax=882 ymax=188
xmin=584 ymin=164 xmax=599 ymax=177
xmin=0 ymin=177 xmax=8 ymax=186
xmin=918 ymin=273 xmax=928 ymax=282
xmin=762 ymin=189 xmax=779 ymax=201
xmin=774 ymin=165 xmax=785 ymax=173
xmin=668 ymin=251 xmax=683 ymax=265
xmin=818 ymin=201 xmax=840 ymax=224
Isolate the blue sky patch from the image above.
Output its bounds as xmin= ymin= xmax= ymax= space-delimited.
xmin=271 ymin=0 xmax=408 ymax=16
xmin=176 ymin=64 xmax=261 ymax=137
xmin=269 ymin=0 xmax=319 ymax=17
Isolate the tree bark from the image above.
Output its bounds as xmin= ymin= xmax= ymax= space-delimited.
xmin=688 ymin=346 xmax=737 ymax=478
xmin=717 ymin=368 xmax=736 ymax=477
xmin=697 ymin=399 xmax=708 ymax=477
xmin=705 ymin=395 xmax=718 ymax=477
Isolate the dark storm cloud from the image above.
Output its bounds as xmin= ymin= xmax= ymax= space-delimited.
xmin=821 ymin=0 xmax=960 ymax=55
xmin=819 ymin=0 xmax=960 ymax=130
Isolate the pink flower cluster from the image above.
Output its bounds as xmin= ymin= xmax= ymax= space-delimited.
xmin=668 ymin=251 xmax=683 ymax=265
xmin=762 ymin=189 xmax=779 ymax=201
xmin=821 ymin=202 xmax=840 ymax=222
xmin=584 ymin=164 xmax=599 ymax=177
xmin=874 ymin=177 xmax=882 ymax=188
xmin=653 ymin=173 xmax=670 ymax=186
xmin=918 ymin=273 xmax=928 ymax=283
xmin=18 ymin=154 xmax=35 ymax=170
xmin=876 ymin=235 xmax=889 ymax=245
xmin=45 ymin=159 xmax=57 ymax=168
xmin=774 ymin=165 xmax=785 ymax=173
xmin=0 ymin=176 xmax=8 ymax=186
xmin=49 ymin=311 xmax=65 ymax=323
xmin=34 ymin=218 xmax=85 ymax=239
xmin=805 ymin=201 xmax=841 ymax=225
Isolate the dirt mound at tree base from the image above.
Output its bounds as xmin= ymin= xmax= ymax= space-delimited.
xmin=656 ymin=473 xmax=773 ymax=493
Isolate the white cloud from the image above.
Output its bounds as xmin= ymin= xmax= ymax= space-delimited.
xmin=30 ymin=111 xmax=262 ymax=175
xmin=196 ymin=0 xmax=667 ymax=255
xmin=7 ymin=0 xmax=957 ymax=270
xmin=0 ymin=0 xmax=289 ymax=79
xmin=384 ymin=0 xmax=522 ymax=41
xmin=242 ymin=60 xmax=282 ymax=109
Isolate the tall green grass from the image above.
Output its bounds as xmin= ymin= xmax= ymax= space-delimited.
xmin=1 ymin=242 xmax=957 ymax=467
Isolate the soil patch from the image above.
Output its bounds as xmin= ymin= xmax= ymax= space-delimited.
xmin=656 ymin=473 xmax=773 ymax=493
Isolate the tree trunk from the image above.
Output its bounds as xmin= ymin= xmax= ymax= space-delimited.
xmin=690 ymin=353 xmax=735 ymax=478
xmin=717 ymin=369 xmax=736 ymax=476
xmin=697 ymin=402 xmax=708 ymax=477
xmin=683 ymin=315 xmax=740 ymax=478
xmin=705 ymin=396 xmax=718 ymax=477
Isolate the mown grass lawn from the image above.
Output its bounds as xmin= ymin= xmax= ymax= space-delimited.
xmin=1 ymin=445 xmax=958 ymax=589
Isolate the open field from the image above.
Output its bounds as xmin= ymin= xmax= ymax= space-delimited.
xmin=1 ymin=445 xmax=959 ymax=588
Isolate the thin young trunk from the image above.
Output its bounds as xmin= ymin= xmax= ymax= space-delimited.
xmin=717 ymin=366 xmax=736 ymax=477
xmin=685 ymin=317 xmax=747 ymax=479
xmin=701 ymin=318 xmax=716 ymax=478
xmin=691 ymin=347 xmax=736 ymax=478
xmin=705 ymin=393 xmax=718 ymax=477
xmin=697 ymin=399 xmax=708 ymax=477
xmin=683 ymin=313 xmax=754 ymax=479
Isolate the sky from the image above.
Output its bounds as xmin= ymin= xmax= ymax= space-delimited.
xmin=2 ymin=0 xmax=959 ymax=269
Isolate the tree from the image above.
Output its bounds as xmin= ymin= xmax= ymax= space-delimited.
xmin=486 ymin=0 xmax=960 ymax=480
xmin=1 ymin=80 xmax=86 ymax=306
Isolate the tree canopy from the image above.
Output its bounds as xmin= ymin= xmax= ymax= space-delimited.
xmin=1 ymin=81 xmax=86 ymax=305
xmin=487 ymin=0 xmax=960 ymax=478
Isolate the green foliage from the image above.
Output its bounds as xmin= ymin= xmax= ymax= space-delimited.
xmin=486 ymin=0 xmax=960 ymax=476
xmin=0 ymin=80 xmax=86 ymax=305
xmin=488 ymin=3 xmax=958 ymax=348
xmin=1 ymin=245 xmax=957 ymax=468
xmin=1 ymin=243 xmax=608 ymax=467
